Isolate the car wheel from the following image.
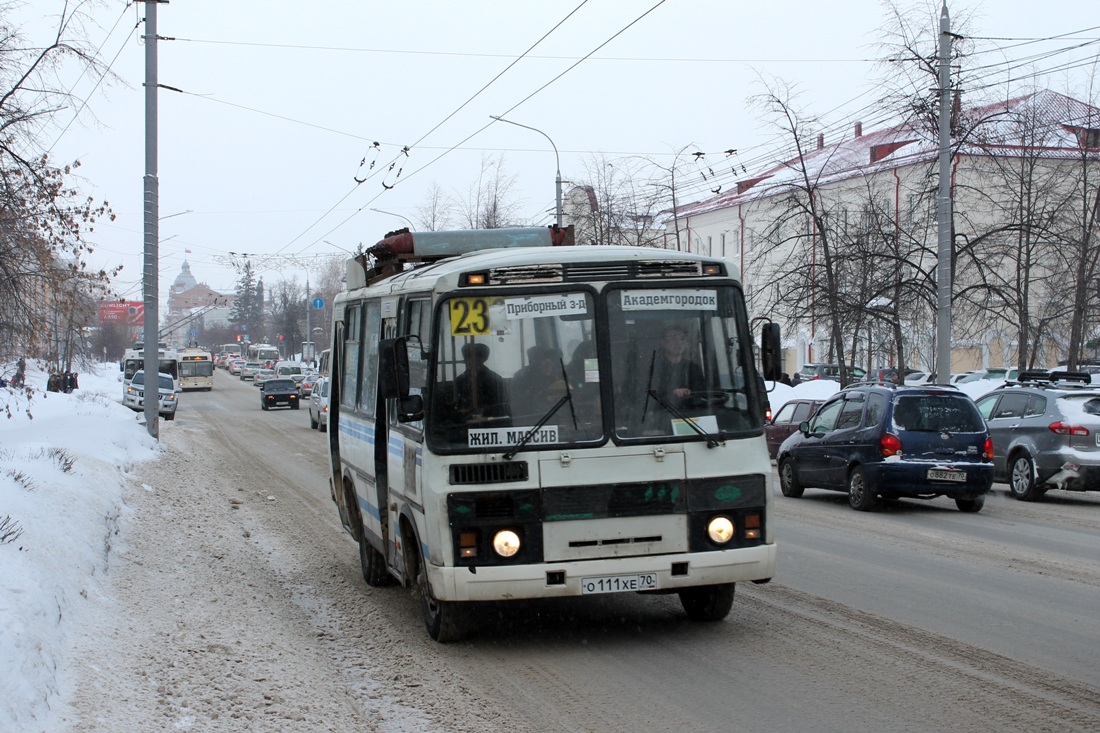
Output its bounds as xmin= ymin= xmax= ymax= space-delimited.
xmin=955 ymin=495 xmax=985 ymax=513
xmin=292 ymin=403 xmax=300 ymax=410
xmin=411 ymin=537 xmax=466 ymax=643
xmin=778 ymin=458 xmax=804 ymax=498
xmin=847 ymin=465 xmax=878 ymax=511
xmin=309 ymin=412 xmax=318 ymax=429
xmin=678 ymin=583 xmax=735 ymax=622
xmin=163 ymin=412 xmax=175 ymax=421
xmin=1009 ymin=453 xmax=1040 ymax=501
xmin=261 ymin=402 xmax=268 ymax=411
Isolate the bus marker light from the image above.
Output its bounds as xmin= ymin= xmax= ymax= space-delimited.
xmin=459 ymin=531 xmax=478 ymax=559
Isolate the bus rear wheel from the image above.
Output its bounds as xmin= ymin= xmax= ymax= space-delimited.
xmin=358 ymin=531 xmax=390 ymax=587
xmin=678 ymin=583 xmax=735 ymax=621
xmin=412 ymin=543 xmax=467 ymax=643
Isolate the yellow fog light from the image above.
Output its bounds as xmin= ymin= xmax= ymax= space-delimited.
xmin=492 ymin=529 xmax=521 ymax=558
xmin=707 ymin=516 xmax=735 ymax=544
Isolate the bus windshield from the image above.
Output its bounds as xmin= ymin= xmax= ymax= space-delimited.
xmin=428 ymin=290 xmax=602 ymax=451
xmin=607 ymin=285 xmax=762 ymax=440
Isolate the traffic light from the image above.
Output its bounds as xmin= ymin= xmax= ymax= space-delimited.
xmin=236 ymin=334 xmax=241 ymax=341
xmin=278 ymin=335 xmax=284 ymax=341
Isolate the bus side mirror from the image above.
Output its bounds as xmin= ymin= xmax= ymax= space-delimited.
xmin=379 ymin=337 xmax=411 ymax=399
xmin=397 ymin=394 xmax=424 ymax=423
xmin=760 ymin=322 xmax=782 ymax=382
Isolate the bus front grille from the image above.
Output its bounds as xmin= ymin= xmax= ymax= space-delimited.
xmin=449 ymin=461 xmax=529 ymax=485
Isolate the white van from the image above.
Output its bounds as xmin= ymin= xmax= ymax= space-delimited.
xmin=274 ymin=361 xmax=306 ymax=389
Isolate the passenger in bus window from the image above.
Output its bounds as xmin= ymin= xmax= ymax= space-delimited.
xmin=566 ymin=340 xmax=596 ymax=388
xmin=512 ymin=346 xmax=565 ymax=417
xmin=652 ymin=325 xmax=705 ymax=405
xmin=455 ymin=342 xmax=509 ymax=421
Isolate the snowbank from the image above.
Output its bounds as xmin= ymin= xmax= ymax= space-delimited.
xmin=0 ymin=363 xmax=159 ymax=732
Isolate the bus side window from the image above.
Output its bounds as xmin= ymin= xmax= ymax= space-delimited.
xmin=361 ymin=300 xmax=382 ymax=416
xmin=341 ymin=304 xmax=362 ymax=410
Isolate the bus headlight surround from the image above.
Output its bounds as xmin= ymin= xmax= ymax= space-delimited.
xmin=707 ymin=516 xmax=735 ymax=545
xmin=492 ymin=529 xmax=522 ymax=558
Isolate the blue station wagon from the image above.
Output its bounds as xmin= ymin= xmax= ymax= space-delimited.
xmin=776 ymin=384 xmax=994 ymax=512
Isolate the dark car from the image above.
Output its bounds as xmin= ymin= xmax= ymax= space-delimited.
xmin=765 ymin=398 xmax=824 ymax=458
xmin=974 ymin=370 xmax=1100 ymax=500
xmin=795 ymin=363 xmax=867 ymax=386
xmin=260 ymin=378 xmax=300 ymax=410
xmin=776 ymin=383 xmax=993 ymax=512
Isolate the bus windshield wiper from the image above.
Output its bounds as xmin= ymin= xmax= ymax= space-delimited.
xmin=641 ymin=350 xmax=723 ymax=448
xmin=503 ymin=391 xmax=572 ymax=461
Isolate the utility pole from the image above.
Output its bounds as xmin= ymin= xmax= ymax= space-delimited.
xmin=935 ymin=1 xmax=954 ymax=383
xmin=141 ymin=1 xmax=161 ymax=438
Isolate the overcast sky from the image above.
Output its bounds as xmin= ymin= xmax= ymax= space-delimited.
xmin=28 ymin=0 xmax=1100 ymax=301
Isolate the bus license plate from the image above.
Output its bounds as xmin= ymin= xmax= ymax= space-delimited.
xmin=928 ymin=469 xmax=966 ymax=482
xmin=580 ymin=573 xmax=658 ymax=595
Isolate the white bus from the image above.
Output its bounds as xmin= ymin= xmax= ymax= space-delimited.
xmin=122 ymin=342 xmax=179 ymax=383
xmin=247 ymin=343 xmax=281 ymax=364
xmin=327 ymin=226 xmax=781 ymax=641
xmin=221 ymin=342 xmax=243 ymax=359
xmin=177 ymin=347 xmax=214 ymax=391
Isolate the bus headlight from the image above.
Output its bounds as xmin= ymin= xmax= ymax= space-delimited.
xmin=492 ymin=529 xmax=521 ymax=558
xmin=707 ymin=516 xmax=735 ymax=545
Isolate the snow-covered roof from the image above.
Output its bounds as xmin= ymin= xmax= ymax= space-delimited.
xmin=678 ymin=89 xmax=1100 ymax=218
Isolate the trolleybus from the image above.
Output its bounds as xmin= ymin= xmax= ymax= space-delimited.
xmin=327 ymin=226 xmax=781 ymax=641
xmin=177 ymin=347 xmax=214 ymax=390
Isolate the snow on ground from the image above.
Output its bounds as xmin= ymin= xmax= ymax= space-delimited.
xmin=0 ymin=362 xmax=159 ymax=732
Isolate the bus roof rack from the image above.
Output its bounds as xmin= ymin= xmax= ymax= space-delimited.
xmin=349 ymin=225 xmax=574 ymax=288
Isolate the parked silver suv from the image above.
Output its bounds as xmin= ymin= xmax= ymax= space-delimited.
xmin=975 ymin=370 xmax=1100 ymax=500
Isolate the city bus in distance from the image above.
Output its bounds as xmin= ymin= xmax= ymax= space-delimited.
xmin=122 ymin=342 xmax=179 ymax=383
xmin=247 ymin=343 xmax=281 ymax=364
xmin=177 ymin=347 xmax=214 ymax=391
xmin=221 ymin=343 xmax=243 ymax=358
xmin=327 ymin=226 xmax=782 ymax=642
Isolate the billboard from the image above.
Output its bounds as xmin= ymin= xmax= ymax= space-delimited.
xmin=98 ymin=301 xmax=144 ymax=325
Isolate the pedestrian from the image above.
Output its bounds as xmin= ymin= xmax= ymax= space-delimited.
xmin=791 ymin=372 xmax=802 ymax=386
xmin=47 ymin=373 xmax=62 ymax=392
xmin=780 ymin=372 xmax=793 ymax=386
xmin=62 ymin=371 xmax=74 ymax=393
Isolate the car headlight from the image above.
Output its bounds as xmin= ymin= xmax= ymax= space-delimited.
xmin=706 ymin=516 xmax=735 ymax=545
xmin=492 ymin=529 xmax=521 ymax=558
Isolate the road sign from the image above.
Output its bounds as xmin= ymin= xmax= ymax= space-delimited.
xmin=312 ymin=298 xmax=324 ymax=309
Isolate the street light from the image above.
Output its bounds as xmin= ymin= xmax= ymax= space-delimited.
xmin=370 ymin=208 xmax=414 ymax=229
xmin=489 ymin=115 xmax=562 ymax=228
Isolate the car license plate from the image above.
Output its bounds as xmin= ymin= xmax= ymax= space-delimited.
xmin=928 ymin=468 xmax=966 ymax=482
xmin=580 ymin=573 xmax=658 ymax=595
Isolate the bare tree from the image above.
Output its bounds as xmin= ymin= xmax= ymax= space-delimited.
xmin=413 ymin=181 xmax=455 ymax=231
xmin=0 ymin=2 xmax=118 ymax=366
xmin=269 ymin=278 xmax=306 ymax=358
xmin=569 ymin=154 xmax=666 ymax=247
xmin=455 ymin=154 xmax=528 ymax=229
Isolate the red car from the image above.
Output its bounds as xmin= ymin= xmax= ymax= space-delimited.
xmin=765 ymin=399 xmax=824 ymax=458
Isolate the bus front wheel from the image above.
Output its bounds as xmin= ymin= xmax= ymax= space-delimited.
xmin=413 ymin=544 xmax=467 ymax=643
xmin=678 ymin=583 xmax=735 ymax=621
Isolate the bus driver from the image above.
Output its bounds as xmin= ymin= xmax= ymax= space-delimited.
xmin=454 ymin=342 xmax=509 ymax=421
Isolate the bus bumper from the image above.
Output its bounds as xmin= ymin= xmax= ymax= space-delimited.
xmin=430 ymin=544 xmax=777 ymax=602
